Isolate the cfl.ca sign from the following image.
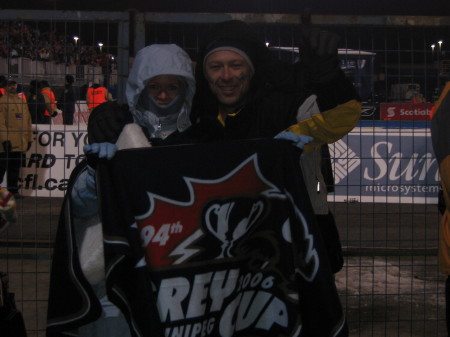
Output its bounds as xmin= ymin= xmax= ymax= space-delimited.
xmin=329 ymin=125 xmax=439 ymax=204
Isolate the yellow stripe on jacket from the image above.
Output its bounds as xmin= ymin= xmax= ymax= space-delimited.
xmin=286 ymin=99 xmax=361 ymax=152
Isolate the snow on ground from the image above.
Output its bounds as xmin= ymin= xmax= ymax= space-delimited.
xmin=335 ymin=256 xmax=447 ymax=336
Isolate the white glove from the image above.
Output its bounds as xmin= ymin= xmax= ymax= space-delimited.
xmin=275 ymin=132 xmax=314 ymax=149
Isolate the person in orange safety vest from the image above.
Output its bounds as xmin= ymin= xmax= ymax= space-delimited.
xmin=39 ymin=80 xmax=57 ymax=124
xmin=0 ymin=75 xmax=6 ymax=97
xmin=17 ymin=84 xmax=27 ymax=102
xmin=86 ymin=79 xmax=112 ymax=113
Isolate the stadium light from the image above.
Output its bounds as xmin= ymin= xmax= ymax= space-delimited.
xmin=98 ymin=42 xmax=103 ymax=52
xmin=73 ymin=36 xmax=79 ymax=45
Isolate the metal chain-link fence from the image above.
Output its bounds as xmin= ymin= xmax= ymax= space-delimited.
xmin=0 ymin=9 xmax=449 ymax=336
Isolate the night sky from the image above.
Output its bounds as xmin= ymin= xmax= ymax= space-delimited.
xmin=2 ymin=0 xmax=449 ymax=16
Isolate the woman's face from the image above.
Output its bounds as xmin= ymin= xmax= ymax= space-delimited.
xmin=146 ymin=75 xmax=183 ymax=106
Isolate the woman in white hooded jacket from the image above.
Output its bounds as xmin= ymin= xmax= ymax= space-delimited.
xmin=46 ymin=44 xmax=195 ymax=337
xmin=74 ymin=43 xmax=196 ymax=228
xmin=125 ymin=43 xmax=195 ymax=141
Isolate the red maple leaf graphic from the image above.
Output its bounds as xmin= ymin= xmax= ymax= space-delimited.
xmin=136 ymin=155 xmax=279 ymax=267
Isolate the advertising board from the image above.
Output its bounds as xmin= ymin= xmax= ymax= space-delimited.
xmin=329 ymin=122 xmax=439 ymax=204
xmin=17 ymin=124 xmax=88 ymax=197
xmin=380 ymin=102 xmax=434 ymax=121
xmin=3 ymin=119 xmax=440 ymax=203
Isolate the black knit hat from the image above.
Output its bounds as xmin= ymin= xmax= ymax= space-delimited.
xmin=203 ymin=40 xmax=255 ymax=75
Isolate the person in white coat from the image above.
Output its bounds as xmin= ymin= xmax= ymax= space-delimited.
xmin=47 ymin=44 xmax=196 ymax=337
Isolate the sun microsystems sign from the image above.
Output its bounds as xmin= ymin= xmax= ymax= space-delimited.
xmin=329 ymin=122 xmax=440 ymax=204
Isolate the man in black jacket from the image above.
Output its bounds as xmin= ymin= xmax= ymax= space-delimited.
xmin=57 ymin=75 xmax=76 ymax=125
xmin=188 ymin=19 xmax=360 ymax=276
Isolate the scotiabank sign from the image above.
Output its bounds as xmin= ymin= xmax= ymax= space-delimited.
xmin=380 ymin=103 xmax=434 ymax=120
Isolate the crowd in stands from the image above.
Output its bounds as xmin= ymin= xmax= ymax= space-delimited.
xmin=0 ymin=21 xmax=117 ymax=69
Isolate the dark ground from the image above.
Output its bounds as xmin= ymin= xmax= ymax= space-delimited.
xmin=0 ymin=197 xmax=446 ymax=337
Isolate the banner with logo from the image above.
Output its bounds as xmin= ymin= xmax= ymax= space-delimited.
xmin=95 ymin=140 xmax=346 ymax=337
xmin=329 ymin=121 xmax=440 ymax=204
xmin=380 ymin=102 xmax=434 ymax=120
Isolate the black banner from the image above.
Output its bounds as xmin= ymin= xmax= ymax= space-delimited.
xmin=99 ymin=139 xmax=346 ymax=337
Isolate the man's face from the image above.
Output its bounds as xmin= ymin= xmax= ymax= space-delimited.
xmin=6 ymin=82 xmax=17 ymax=94
xmin=204 ymin=50 xmax=253 ymax=109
